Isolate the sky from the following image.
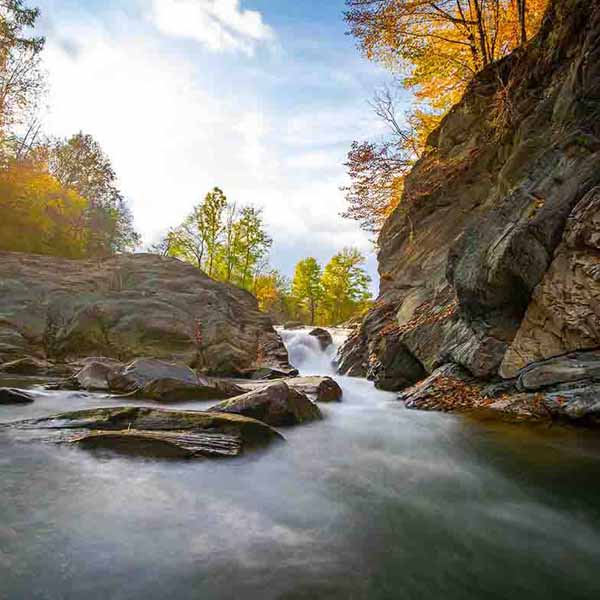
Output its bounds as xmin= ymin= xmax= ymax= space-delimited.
xmin=34 ymin=0 xmax=393 ymax=287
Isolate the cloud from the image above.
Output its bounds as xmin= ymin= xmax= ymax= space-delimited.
xmin=150 ymin=0 xmax=274 ymax=55
xmin=37 ymin=0 xmax=382 ymax=287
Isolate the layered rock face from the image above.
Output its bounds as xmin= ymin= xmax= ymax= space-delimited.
xmin=339 ymin=0 xmax=600 ymax=421
xmin=0 ymin=252 xmax=290 ymax=376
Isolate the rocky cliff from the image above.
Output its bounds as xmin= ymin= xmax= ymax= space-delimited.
xmin=339 ymin=0 xmax=600 ymax=423
xmin=0 ymin=252 xmax=291 ymax=376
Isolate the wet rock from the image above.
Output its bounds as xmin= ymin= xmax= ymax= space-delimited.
xmin=0 ymin=388 xmax=36 ymax=405
xmin=6 ymin=406 xmax=283 ymax=458
xmin=308 ymin=328 xmax=333 ymax=351
xmin=208 ymin=381 xmax=322 ymax=426
xmin=283 ymin=321 xmax=304 ymax=330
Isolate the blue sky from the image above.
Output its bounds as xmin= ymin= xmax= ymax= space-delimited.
xmin=34 ymin=0 xmax=394 ymax=287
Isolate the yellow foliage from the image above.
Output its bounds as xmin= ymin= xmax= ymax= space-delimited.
xmin=0 ymin=159 xmax=89 ymax=257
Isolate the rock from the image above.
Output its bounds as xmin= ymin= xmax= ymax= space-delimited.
xmin=501 ymin=188 xmax=600 ymax=377
xmin=208 ymin=381 xmax=322 ymax=426
xmin=71 ymin=360 xmax=120 ymax=391
xmin=0 ymin=357 xmax=69 ymax=376
xmin=72 ymin=431 xmax=244 ymax=459
xmin=0 ymin=388 xmax=36 ymax=404
xmin=0 ymin=252 xmax=291 ymax=376
xmin=516 ymin=351 xmax=600 ymax=391
xmin=284 ymin=376 xmax=343 ymax=403
xmin=367 ymin=335 xmax=426 ymax=392
xmin=337 ymin=0 xmax=600 ymax=391
xmin=241 ymin=366 xmax=299 ymax=380
xmin=283 ymin=321 xmax=304 ymax=330
xmin=308 ymin=328 xmax=333 ymax=350
xmin=137 ymin=376 xmax=245 ymax=403
xmin=544 ymin=384 xmax=600 ymax=425
xmin=398 ymin=364 xmax=479 ymax=412
xmin=107 ymin=358 xmax=199 ymax=393
xmin=5 ymin=406 xmax=283 ymax=458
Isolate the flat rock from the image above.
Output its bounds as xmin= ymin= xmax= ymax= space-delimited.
xmin=208 ymin=381 xmax=322 ymax=426
xmin=6 ymin=406 xmax=283 ymax=458
xmin=517 ymin=351 xmax=600 ymax=391
xmin=0 ymin=357 xmax=70 ymax=377
xmin=0 ymin=388 xmax=36 ymax=405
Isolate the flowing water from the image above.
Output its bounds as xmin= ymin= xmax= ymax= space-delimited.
xmin=2 ymin=329 xmax=600 ymax=599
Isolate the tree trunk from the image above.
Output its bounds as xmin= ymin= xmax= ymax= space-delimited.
xmin=517 ymin=0 xmax=527 ymax=44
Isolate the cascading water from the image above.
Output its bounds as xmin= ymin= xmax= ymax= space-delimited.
xmin=278 ymin=327 xmax=348 ymax=376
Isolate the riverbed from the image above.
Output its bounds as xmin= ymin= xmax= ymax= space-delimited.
xmin=2 ymin=330 xmax=600 ymax=599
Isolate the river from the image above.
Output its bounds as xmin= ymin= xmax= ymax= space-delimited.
xmin=2 ymin=328 xmax=600 ymax=599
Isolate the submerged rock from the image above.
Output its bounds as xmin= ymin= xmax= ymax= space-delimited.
xmin=0 ymin=388 xmax=36 ymax=405
xmin=208 ymin=381 xmax=322 ymax=426
xmin=308 ymin=328 xmax=333 ymax=351
xmin=5 ymin=406 xmax=283 ymax=458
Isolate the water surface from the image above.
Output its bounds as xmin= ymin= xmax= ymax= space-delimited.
xmin=2 ymin=330 xmax=600 ymax=599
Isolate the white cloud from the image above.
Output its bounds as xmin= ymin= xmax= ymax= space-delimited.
xmin=37 ymin=0 xmax=380 ymax=284
xmin=150 ymin=0 xmax=274 ymax=55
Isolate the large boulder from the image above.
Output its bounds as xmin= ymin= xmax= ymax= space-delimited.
xmin=0 ymin=252 xmax=291 ymax=377
xmin=208 ymin=381 xmax=322 ymax=426
xmin=339 ymin=0 xmax=600 ymax=394
xmin=4 ymin=406 xmax=283 ymax=458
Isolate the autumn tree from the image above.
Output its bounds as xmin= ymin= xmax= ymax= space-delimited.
xmin=343 ymin=0 xmax=548 ymax=234
xmin=0 ymin=157 xmax=88 ymax=257
xmin=320 ymin=248 xmax=372 ymax=325
xmin=48 ymin=133 xmax=139 ymax=255
xmin=291 ymin=257 xmax=323 ymax=326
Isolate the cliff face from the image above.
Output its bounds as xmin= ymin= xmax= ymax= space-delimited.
xmin=339 ymin=0 xmax=600 ymax=421
xmin=0 ymin=252 xmax=291 ymax=376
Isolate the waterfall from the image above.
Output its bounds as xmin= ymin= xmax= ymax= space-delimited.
xmin=278 ymin=328 xmax=349 ymax=377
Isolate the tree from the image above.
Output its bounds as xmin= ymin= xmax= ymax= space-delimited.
xmin=199 ymin=187 xmax=227 ymax=277
xmin=320 ymin=248 xmax=371 ymax=325
xmin=254 ymin=270 xmax=293 ymax=322
xmin=233 ymin=206 xmax=272 ymax=290
xmin=292 ymin=257 xmax=323 ymax=325
xmin=343 ymin=0 xmax=548 ymax=234
xmin=0 ymin=157 xmax=88 ymax=257
xmin=0 ymin=0 xmax=45 ymax=141
xmin=48 ymin=133 xmax=139 ymax=255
